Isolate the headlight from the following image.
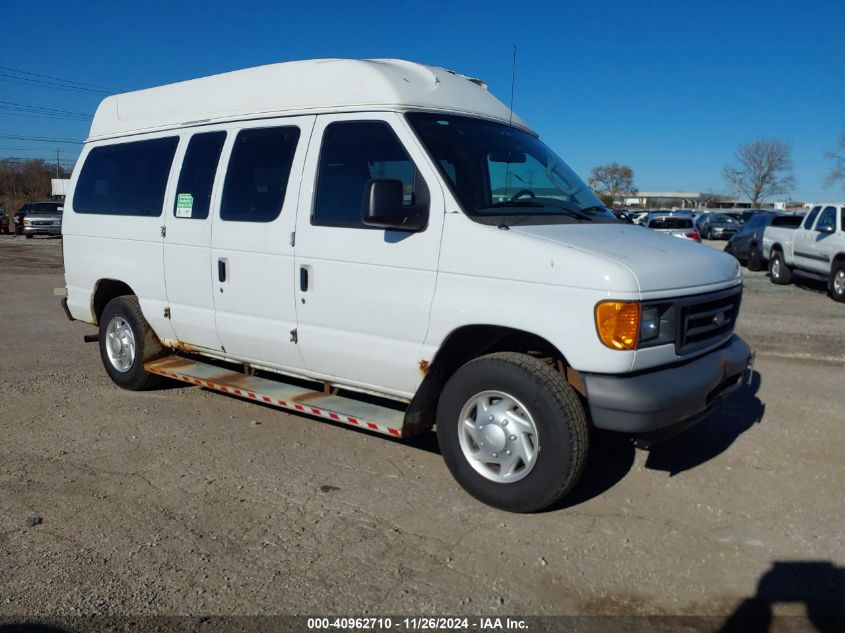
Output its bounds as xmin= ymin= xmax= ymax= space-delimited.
xmin=640 ymin=306 xmax=660 ymax=341
xmin=23 ymin=218 xmax=31 ymax=226
xmin=595 ymin=301 xmax=640 ymax=350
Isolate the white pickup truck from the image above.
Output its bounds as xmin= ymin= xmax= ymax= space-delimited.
xmin=763 ymin=203 xmax=845 ymax=302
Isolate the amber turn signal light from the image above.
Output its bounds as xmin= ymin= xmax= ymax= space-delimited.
xmin=595 ymin=301 xmax=640 ymax=350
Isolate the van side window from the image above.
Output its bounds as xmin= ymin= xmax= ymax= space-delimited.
xmin=803 ymin=207 xmax=820 ymax=230
xmin=220 ymin=126 xmax=300 ymax=222
xmin=173 ymin=132 xmax=226 ymax=220
xmin=74 ymin=137 xmax=178 ymax=216
xmin=312 ymin=121 xmax=429 ymax=228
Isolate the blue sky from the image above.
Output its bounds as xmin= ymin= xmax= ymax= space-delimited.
xmin=2 ymin=0 xmax=843 ymax=201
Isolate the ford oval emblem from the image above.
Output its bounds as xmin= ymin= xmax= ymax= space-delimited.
xmin=713 ymin=311 xmax=726 ymax=327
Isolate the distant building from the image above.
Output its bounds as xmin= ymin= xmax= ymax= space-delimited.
xmin=621 ymin=191 xmax=733 ymax=209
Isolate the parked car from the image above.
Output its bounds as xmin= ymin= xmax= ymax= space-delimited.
xmin=21 ymin=201 xmax=64 ymax=238
xmin=722 ymin=210 xmax=758 ymax=227
xmin=726 ymin=212 xmax=803 ymax=270
xmin=632 ymin=210 xmax=651 ymax=225
xmin=645 ymin=213 xmax=700 ymax=242
xmin=763 ymin=203 xmax=845 ymax=301
xmin=610 ymin=208 xmax=634 ymax=223
xmin=59 ymin=58 xmax=752 ymax=512
xmin=0 ymin=202 xmax=9 ymax=234
xmin=698 ymin=213 xmax=740 ymax=240
xmin=13 ymin=203 xmax=30 ymax=235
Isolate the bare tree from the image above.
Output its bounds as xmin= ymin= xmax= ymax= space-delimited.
xmin=0 ymin=158 xmax=70 ymax=216
xmin=590 ymin=163 xmax=636 ymax=206
xmin=723 ymin=138 xmax=795 ymax=206
xmin=824 ymin=129 xmax=845 ymax=192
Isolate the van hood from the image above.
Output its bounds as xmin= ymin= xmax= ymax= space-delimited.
xmin=511 ymin=223 xmax=741 ymax=293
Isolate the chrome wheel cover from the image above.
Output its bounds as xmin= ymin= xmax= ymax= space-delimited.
xmin=835 ymin=270 xmax=845 ymax=296
xmin=458 ymin=390 xmax=539 ymax=483
xmin=105 ymin=316 xmax=136 ymax=373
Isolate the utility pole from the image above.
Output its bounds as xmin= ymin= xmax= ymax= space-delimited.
xmin=55 ymin=147 xmax=61 ymax=177
xmin=730 ymin=169 xmax=742 ymax=209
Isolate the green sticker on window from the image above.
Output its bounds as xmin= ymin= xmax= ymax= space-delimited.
xmin=176 ymin=193 xmax=193 ymax=218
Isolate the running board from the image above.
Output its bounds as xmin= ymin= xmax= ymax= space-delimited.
xmin=145 ymin=356 xmax=407 ymax=438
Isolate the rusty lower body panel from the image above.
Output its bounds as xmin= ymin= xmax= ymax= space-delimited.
xmin=145 ymin=356 xmax=408 ymax=438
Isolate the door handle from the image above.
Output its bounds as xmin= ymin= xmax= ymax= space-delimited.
xmin=218 ymin=258 xmax=227 ymax=283
xmin=300 ymin=266 xmax=309 ymax=292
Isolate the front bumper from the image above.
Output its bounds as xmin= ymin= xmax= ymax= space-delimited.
xmin=23 ymin=225 xmax=62 ymax=236
xmin=583 ymin=336 xmax=752 ymax=438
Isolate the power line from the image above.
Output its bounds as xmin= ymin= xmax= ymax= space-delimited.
xmin=0 ymin=110 xmax=92 ymax=121
xmin=0 ymin=73 xmax=112 ymax=95
xmin=0 ymin=65 xmax=114 ymax=91
xmin=0 ymin=157 xmax=78 ymax=164
xmin=0 ymin=146 xmax=55 ymax=151
xmin=0 ymin=100 xmax=92 ymax=117
xmin=0 ymin=134 xmax=83 ymax=144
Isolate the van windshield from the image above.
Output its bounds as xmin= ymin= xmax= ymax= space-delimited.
xmin=406 ymin=113 xmax=616 ymax=226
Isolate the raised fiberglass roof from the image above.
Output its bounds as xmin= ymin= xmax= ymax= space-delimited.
xmin=88 ymin=58 xmax=532 ymax=140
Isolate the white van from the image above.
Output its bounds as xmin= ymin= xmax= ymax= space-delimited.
xmin=59 ymin=59 xmax=752 ymax=512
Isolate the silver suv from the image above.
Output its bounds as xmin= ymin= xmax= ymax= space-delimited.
xmin=22 ymin=201 xmax=64 ymax=238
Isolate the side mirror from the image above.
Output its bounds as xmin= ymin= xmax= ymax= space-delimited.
xmin=818 ymin=224 xmax=835 ymax=234
xmin=362 ymin=179 xmax=426 ymax=231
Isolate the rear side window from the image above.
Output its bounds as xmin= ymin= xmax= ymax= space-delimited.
xmin=173 ymin=132 xmax=226 ymax=220
xmin=803 ymin=207 xmax=820 ymax=229
xmin=74 ymin=137 xmax=178 ymax=216
xmin=771 ymin=215 xmax=803 ymax=228
xmin=220 ymin=126 xmax=300 ymax=222
xmin=313 ymin=121 xmax=429 ymax=228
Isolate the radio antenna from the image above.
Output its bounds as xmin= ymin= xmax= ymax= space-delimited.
xmin=508 ymin=45 xmax=517 ymax=126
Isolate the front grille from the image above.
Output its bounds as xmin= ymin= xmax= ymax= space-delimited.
xmin=677 ymin=286 xmax=742 ymax=354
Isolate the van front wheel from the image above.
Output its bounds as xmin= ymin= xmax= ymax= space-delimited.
xmin=98 ymin=295 xmax=166 ymax=391
xmin=436 ymin=352 xmax=588 ymax=513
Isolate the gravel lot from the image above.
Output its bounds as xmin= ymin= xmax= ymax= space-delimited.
xmin=1 ymin=235 xmax=843 ymax=625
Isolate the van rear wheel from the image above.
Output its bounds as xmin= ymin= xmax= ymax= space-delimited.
xmin=98 ymin=295 xmax=166 ymax=391
xmin=436 ymin=352 xmax=588 ymax=513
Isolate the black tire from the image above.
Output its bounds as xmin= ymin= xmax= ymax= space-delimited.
xmin=830 ymin=262 xmax=845 ymax=303
xmin=25 ymin=233 xmax=33 ymax=239
xmin=436 ymin=352 xmax=588 ymax=513
xmin=747 ymin=244 xmax=763 ymax=271
xmin=98 ymin=295 xmax=167 ymax=390
xmin=769 ymin=249 xmax=792 ymax=285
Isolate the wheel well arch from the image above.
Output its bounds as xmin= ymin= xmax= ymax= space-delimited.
xmin=404 ymin=325 xmax=571 ymax=434
xmin=770 ymin=243 xmax=783 ymax=254
xmin=429 ymin=324 xmax=567 ymax=379
xmin=92 ymin=279 xmax=136 ymax=324
xmin=832 ymin=252 xmax=845 ymax=267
